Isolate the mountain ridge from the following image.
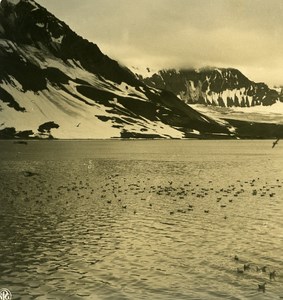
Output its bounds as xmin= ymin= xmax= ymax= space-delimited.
xmin=134 ymin=67 xmax=280 ymax=108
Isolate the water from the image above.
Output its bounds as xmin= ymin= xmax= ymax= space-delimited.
xmin=0 ymin=140 xmax=282 ymax=300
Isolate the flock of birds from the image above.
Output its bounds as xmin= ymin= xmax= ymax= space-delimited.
xmin=234 ymin=255 xmax=278 ymax=293
xmin=5 ymin=167 xmax=281 ymax=223
xmin=95 ymin=173 xmax=281 ymax=220
xmin=3 ymin=169 xmax=280 ymax=295
xmin=1 ymin=138 xmax=281 ymax=296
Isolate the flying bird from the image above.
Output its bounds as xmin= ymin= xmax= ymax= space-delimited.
xmin=76 ymin=122 xmax=81 ymax=127
xmin=272 ymin=138 xmax=280 ymax=148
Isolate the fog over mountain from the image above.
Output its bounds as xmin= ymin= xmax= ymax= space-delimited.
xmin=36 ymin=0 xmax=283 ymax=87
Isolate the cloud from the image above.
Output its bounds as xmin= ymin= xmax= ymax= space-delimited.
xmin=37 ymin=0 xmax=283 ymax=86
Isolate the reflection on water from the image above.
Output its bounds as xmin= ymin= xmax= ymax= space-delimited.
xmin=0 ymin=140 xmax=283 ymax=299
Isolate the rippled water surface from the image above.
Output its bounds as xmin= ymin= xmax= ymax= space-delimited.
xmin=0 ymin=140 xmax=283 ymax=300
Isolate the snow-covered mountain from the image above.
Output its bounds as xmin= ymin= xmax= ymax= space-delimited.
xmin=136 ymin=67 xmax=280 ymax=108
xmin=132 ymin=67 xmax=283 ymax=138
xmin=0 ymin=0 xmax=235 ymax=139
xmin=0 ymin=0 xmax=282 ymax=139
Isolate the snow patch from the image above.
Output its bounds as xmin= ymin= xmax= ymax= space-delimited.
xmin=51 ymin=34 xmax=64 ymax=44
xmin=215 ymin=69 xmax=222 ymax=76
xmin=189 ymin=81 xmax=196 ymax=91
xmin=118 ymin=82 xmax=148 ymax=101
xmin=191 ymin=102 xmax=283 ymax=125
xmin=36 ymin=23 xmax=45 ymax=28
xmin=5 ymin=0 xmax=21 ymax=5
xmin=0 ymin=77 xmax=185 ymax=139
xmin=0 ymin=24 xmax=5 ymax=34
xmin=191 ymin=129 xmax=200 ymax=135
xmin=67 ymin=59 xmax=84 ymax=70
xmin=247 ymin=96 xmax=253 ymax=107
xmin=202 ymin=87 xmax=254 ymax=107
xmin=102 ymin=80 xmax=149 ymax=101
xmin=233 ymin=101 xmax=283 ymax=114
xmin=27 ymin=0 xmax=38 ymax=9
xmin=13 ymin=45 xmax=108 ymax=90
xmin=0 ymin=39 xmax=15 ymax=53
xmin=122 ymin=119 xmax=184 ymax=139
xmin=129 ymin=66 xmax=158 ymax=79
xmin=0 ymin=80 xmax=121 ymax=139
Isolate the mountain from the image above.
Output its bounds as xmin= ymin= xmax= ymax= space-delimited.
xmin=0 ymin=0 xmax=235 ymax=139
xmin=131 ymin=66 xmax=283 ymax=138
xmin=1 ymin=1 xmax=282 ymax=140
xmin=135 ymin=67 xmax=280 ymax=108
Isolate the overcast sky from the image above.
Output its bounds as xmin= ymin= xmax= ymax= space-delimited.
xmin=36 ymin=0 xmax=283 ymax=86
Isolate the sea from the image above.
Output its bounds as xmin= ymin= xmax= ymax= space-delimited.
xmin=0 ymin=140 xmax=282 ymax=300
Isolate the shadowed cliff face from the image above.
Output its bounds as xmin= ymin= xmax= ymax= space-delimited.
xmin=138 ymin=68 xmax=279 ymax=107
xmin=0 ymin=0 xmax=140 ymax=86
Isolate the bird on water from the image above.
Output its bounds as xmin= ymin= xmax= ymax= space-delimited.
xmin=269 ymin=270 xmax=276 ymax=281
xmin=257 ymin=265 xmax=268 ymax=272
xmin=258 ymin=282 xmax=266 ymax=292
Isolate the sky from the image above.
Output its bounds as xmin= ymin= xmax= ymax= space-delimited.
xmin=36 ymin=0 xmax=283 ymax=87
